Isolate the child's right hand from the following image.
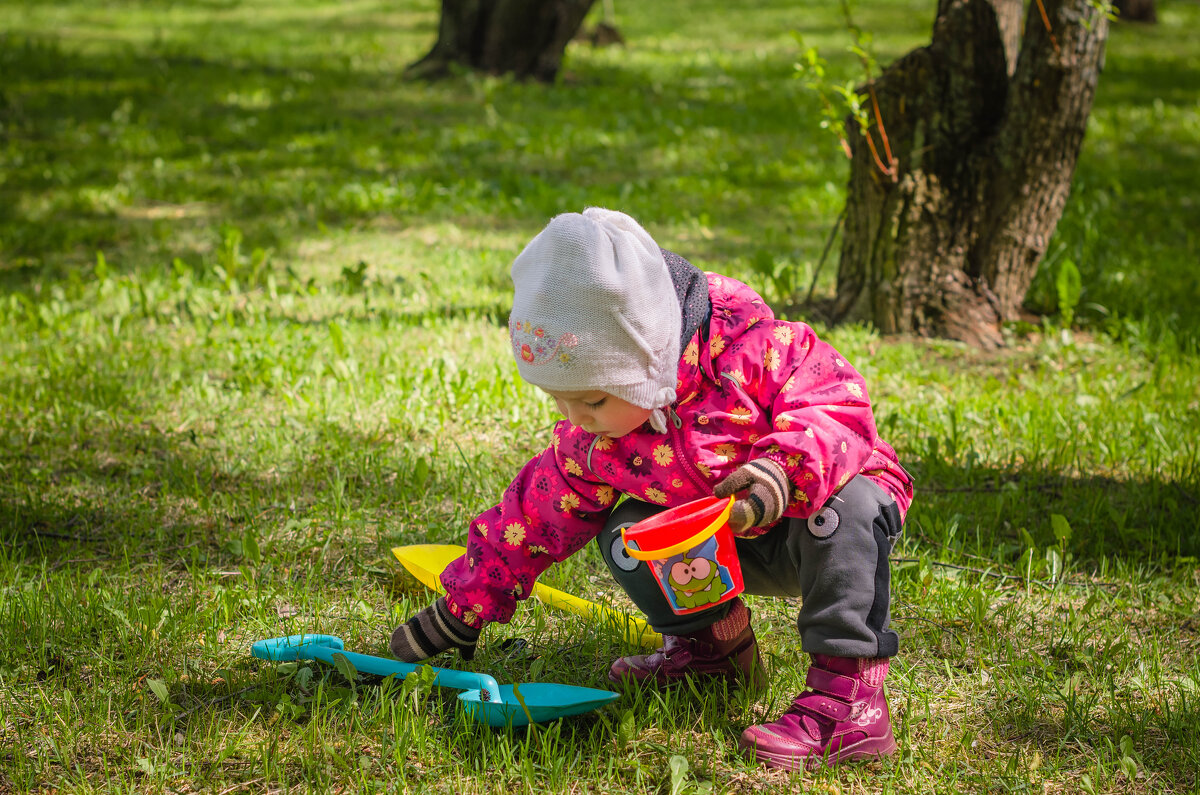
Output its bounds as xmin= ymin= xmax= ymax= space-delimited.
xmin=713 ymin=459 xmax=793 ymax=537
xmin=389 ymin=597 xmax=481 ymax=662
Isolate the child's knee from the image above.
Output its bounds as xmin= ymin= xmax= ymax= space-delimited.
xmin=597 ymin=500 xmax=663 ymax=585
xmin=803 ymin=476 xmax=901 ymax=549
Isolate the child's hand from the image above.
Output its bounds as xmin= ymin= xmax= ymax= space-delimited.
xmin=713 ymin=459 xmax=792 ymax=537
xmin=389 ymin=597 xmax=481 ymax=662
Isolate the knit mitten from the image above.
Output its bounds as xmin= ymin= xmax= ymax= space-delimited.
xmin=389 ymin=597 xmax=481 ymax=662
xmin=713 ymin=459 xmax=792 ymax=537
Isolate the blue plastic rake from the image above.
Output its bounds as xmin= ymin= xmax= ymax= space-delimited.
xmin=250 ymin=634 xmax=619 ymax=727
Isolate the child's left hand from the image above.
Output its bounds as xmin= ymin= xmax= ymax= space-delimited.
xmin=713 ymin=459 xmax=792 ymax=538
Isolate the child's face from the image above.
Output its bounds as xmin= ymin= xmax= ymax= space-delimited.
xmin=542 ymin=390 xmax=653 ymax=438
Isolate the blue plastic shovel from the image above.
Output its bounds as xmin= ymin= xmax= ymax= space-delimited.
xmin=250 ymin=634 xmax=620 ymax=727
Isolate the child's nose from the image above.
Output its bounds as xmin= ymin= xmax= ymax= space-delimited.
xmin=565 ymin=405 xmax=590 ymax=427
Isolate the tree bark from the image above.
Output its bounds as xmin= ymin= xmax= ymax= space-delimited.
xmin=407 ymin=0 xmax=596 ymax=82
xmin=832 ymin=0 xmax=1109 ymax=348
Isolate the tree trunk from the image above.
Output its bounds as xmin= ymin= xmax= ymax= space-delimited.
xmin=1114 ymin=0 xmax=1157 ymax=23
xmin=407 ymin=0 xmax=596 ymax=82
xmin=833 ymin=0 xmax=1109 ymax=348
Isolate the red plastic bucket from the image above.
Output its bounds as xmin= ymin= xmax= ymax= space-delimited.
xmin=621 ymin=496 xmax=745 ymax=615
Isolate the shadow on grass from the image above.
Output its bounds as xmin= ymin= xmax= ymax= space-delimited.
xmin=1097 ymin=51 xmax=1200 ymax=110
xmin=904 ymin=456 xmax=1200 ymax=563
xmin=981 ymin=677 xmax=1200 ymax=789
xmin=5 ymin=10 xmax=1200 ymax=347
xmin=0 ymin=27 xmax=805 ymax=279
xmin=0 ymin=33 xmax=483 ymax=277
xmin=2 ymin=411 xmax=1198 ymax=787
xmin=6 ymin=417 xmax=1196 ymax=575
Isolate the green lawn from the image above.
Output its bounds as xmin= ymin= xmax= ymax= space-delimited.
xmin=1 ymin=1 xmax=1199 ymax=793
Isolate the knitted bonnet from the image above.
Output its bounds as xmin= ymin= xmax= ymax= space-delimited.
xmin=509 ymin=208 xmax=681 ymax=433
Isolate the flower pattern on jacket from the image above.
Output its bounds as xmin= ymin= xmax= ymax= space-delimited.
xmin=442 ymin=274 xmax=913 ymax=628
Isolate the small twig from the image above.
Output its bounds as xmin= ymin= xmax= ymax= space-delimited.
xmin=805 ymin=209 xmax=845 ymax=305
xmin=868 ymin=86 xmax=897 ymax=180
xmin=173 ymin=683 xmax=259 ymax=721
xmin=1172 ymin=482 xmax=1198 ymax=506
xmin=47 ymin=556 xmax=104 ymax=571
xmin=215 ymin=776 xmax=264 ymax=795
xmin=252 ymin=503 xmax=292 ymax=522
xmin=1034 ymin=0 xmax=1062 ymax=55
xmin=893 ymin=556 xmax=1122 ymax=592
xmin=862 ymin=125 xmax=892 ymax=179
xmin=918 ymin=483 xmax=1002 ymax=494
xmin=47 ymin=539 xmax=203 ymax=572
xmin=908 ymin=530 xmax=1125 ymax=591
xmin=452 ymin=438 xmax=479 ymax=481
xmin=130 ymin=539 xmax=202 ymax=559
xmin=27 ymin=530 xmax=95 ymax=542
xmin=891 ymin=613 xmax=965 ymax=644
xmin=893 ymin=556 xmax=1032 ymax=585
xmin=911 ymin=531 xmax=1004 ymax=568
xmin=323 ymin=614 xmax=370 ymax=625
xmin=917 ymin=480 xmax=1065 ymax=494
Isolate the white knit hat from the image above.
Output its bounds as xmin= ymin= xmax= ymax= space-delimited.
xmin=509 ymin=208 xmax=681 ymax=433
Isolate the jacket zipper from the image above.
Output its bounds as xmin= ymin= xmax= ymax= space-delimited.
xmin=667 ymin=407 xmax=711 ymax=494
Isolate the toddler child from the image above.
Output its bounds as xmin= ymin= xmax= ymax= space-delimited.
xmin=390 ymin=208 xmax=913 ymax=771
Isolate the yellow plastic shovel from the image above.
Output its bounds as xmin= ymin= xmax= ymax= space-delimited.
xmin=391 ymin=544 xmax=662 ymax=649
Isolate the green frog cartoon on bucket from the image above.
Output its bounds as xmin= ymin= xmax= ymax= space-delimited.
xmin=659 ymin=535 xmax=735 ymax=611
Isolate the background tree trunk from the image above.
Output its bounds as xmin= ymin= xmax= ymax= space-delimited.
xmin=832 ymin=0 xmax=1109 ymax=348
xmin=407 ymin=0 xmax=596 ymax=82
xmin=1114 ymin=0 xmax=1157 ymax=23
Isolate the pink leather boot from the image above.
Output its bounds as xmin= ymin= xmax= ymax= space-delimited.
xmin=740 ymin=654 xmax=897 ymax=770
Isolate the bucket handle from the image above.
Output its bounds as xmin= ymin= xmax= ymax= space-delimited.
xmin=621 ymin=496 xmax=735 ymax=561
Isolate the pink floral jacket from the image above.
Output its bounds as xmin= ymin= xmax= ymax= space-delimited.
xmin=442 ymin=274 xmax=913 ymax=627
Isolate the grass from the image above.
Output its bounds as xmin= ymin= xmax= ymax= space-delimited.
xmin=1 ymin=0 xmax=1199 ymax=792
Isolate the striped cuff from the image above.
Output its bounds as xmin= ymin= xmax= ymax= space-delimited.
xmin=390 ymin=597 xmax=481 ymax=662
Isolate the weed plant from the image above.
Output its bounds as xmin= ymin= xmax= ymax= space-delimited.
xmin=1 ymin=1 xmax=1198 ymax=793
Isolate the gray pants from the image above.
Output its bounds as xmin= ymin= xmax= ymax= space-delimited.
xmin=597 ymin=476 xmax=904 ymax=659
